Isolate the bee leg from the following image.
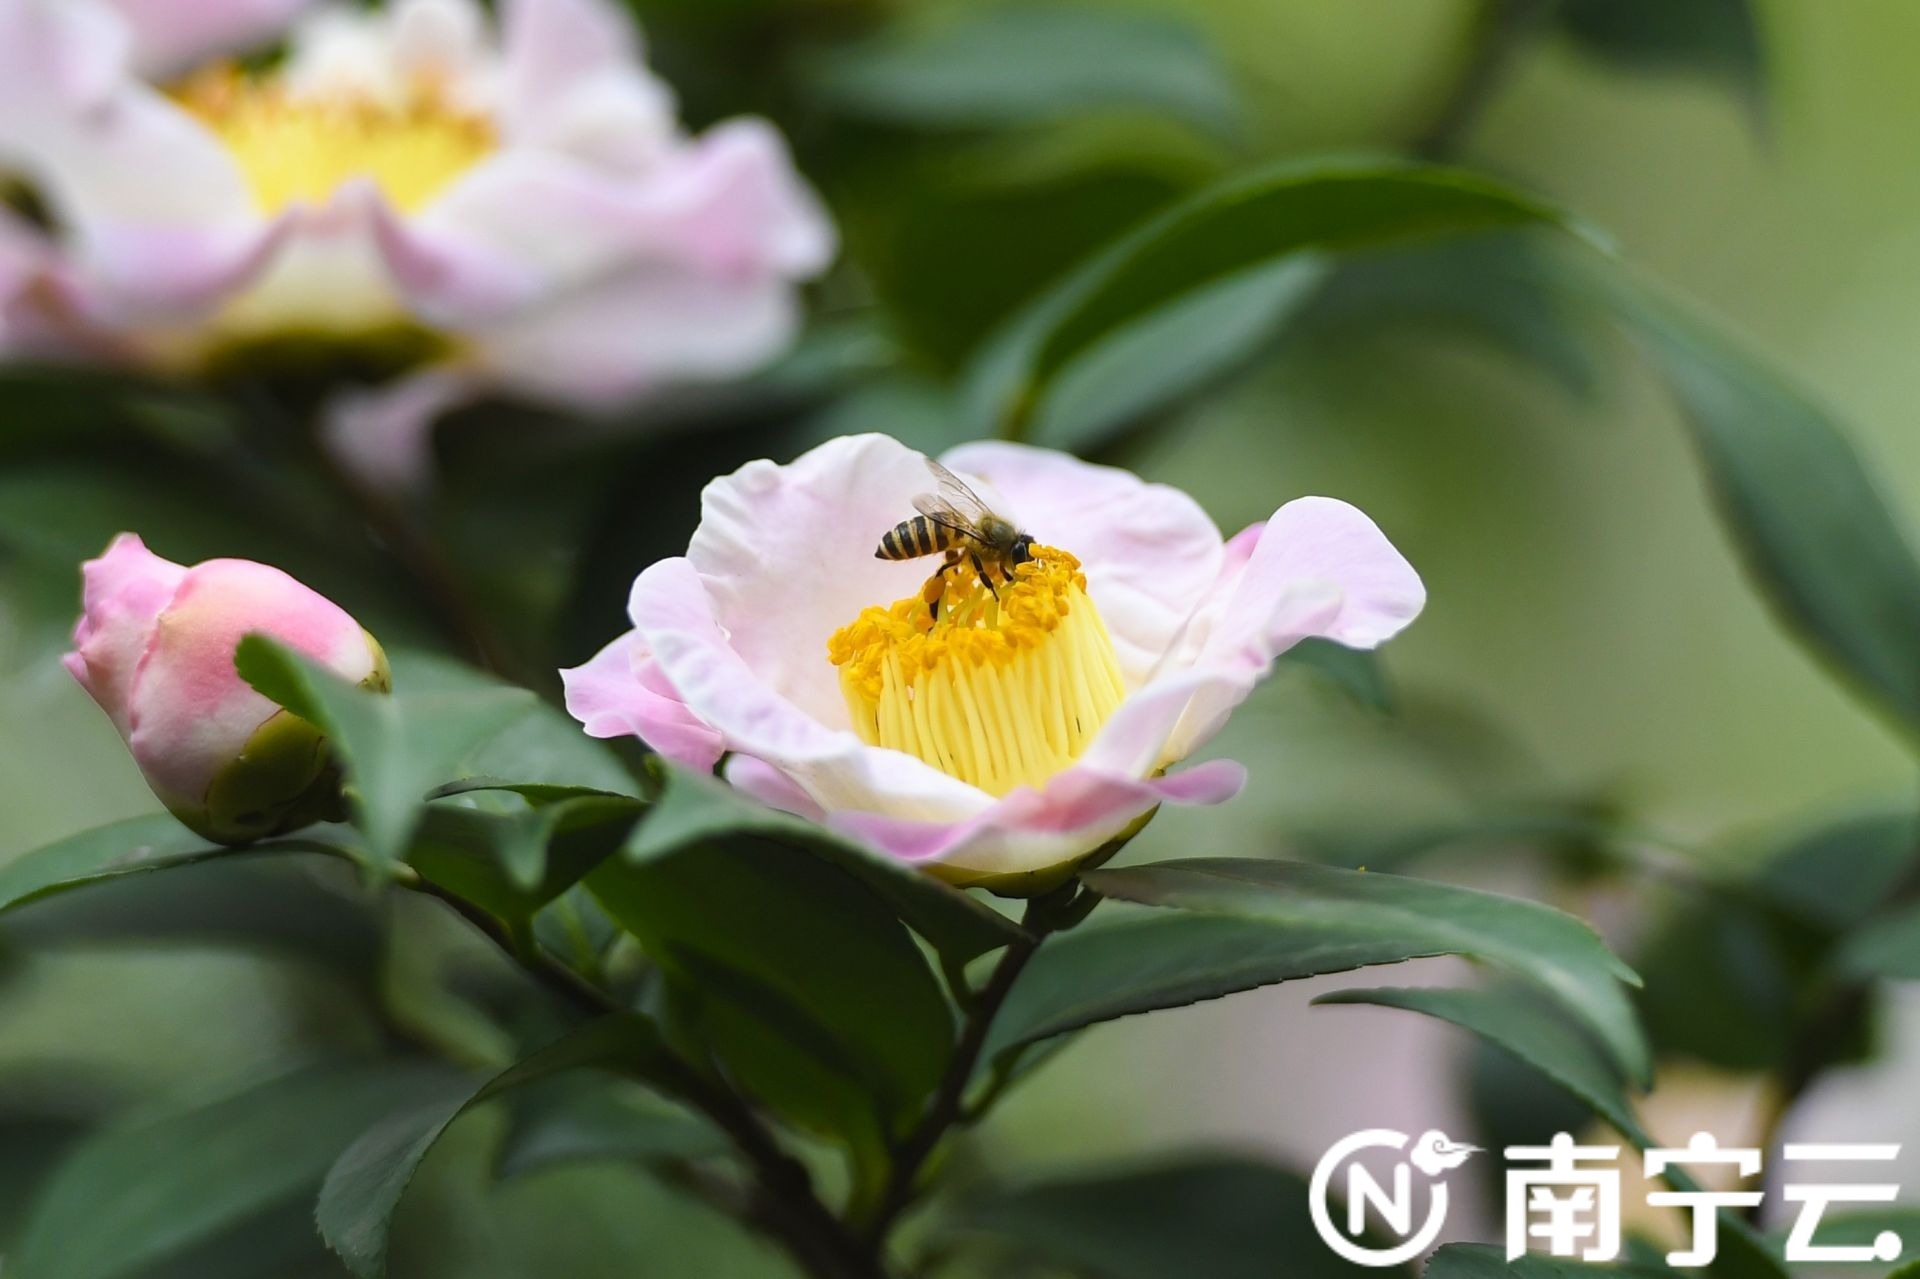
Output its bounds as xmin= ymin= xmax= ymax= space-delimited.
xmin=971 ymin=552 xmax=994 ymax=592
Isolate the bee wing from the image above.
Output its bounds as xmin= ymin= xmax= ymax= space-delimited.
xmin=922 ymin=457 xmax=996 ymax=524
xmin=911 ymin=491 xmax=980 ymax=536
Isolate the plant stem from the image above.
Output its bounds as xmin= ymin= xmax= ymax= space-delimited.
xmin=859 ymin=884 xmax=1088 ymax=1246
xmin=401 ymin=871 xmax=889 ymax=1278
xmin=313 ymin=445 xmax=523 ymax=680
xmin=1414 ymin=0 xmax=1559 ymax=159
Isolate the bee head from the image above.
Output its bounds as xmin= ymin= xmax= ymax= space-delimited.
xmin=1010 ymin=536 xmax=1034 ymax=566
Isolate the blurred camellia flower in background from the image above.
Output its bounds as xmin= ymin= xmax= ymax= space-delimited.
xmin=0 ymin=0 xmax=835 ymax=485
xmin=64 ymin=533 xmax=388 ymax=844
xmin=564 ymin=434 xmax=1425 ymax=891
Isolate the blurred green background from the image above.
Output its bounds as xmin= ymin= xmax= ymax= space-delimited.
xmin=7 ymin=0 xmax=1920 ymax=1273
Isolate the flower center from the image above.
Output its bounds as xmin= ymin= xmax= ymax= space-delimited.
xmin=178 ymin=67 xmax=494 ymax=215
xmin=827 ymin=547 xmax=1127 ymax=797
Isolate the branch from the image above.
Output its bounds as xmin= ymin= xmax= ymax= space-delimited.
xmin=860 ymin=884 xmax=1094 ymax=1245
xmin=401 ymin=871 xmax=890 ymax=1278
xmin=1414 ymin=0 xmax=1560 ymax=159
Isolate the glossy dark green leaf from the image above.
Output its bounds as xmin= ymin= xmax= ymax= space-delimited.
xmin=236 ymin=637 xmax=534 ymax=871
xmin=10 ymin=1060 xmax=458 ymax=1279
xmin=1083 ymin=859 xmax=1649 ymax=1086
xmin=965 ymin=159 xmax=1583 ymax=443
xmin=1838 ymin=903 xmax=1920 ymax=981
xmin=804 ymin=4 xmax=1240 ymax=137
xmin=1584 ymin=271 xmax=1920 ymax=745
xmin=981 ymin=912 xmax=1440 ymax=1068
xmin=1368 ymin=992 xmax=1785 ymax=1279
xmin=1281 ymin=637 xmax=1396 ymax=714
xmin=1314 ymin=986 xmax=1643 ymax=1141
xmin=495 ymin=1076 xmax=725 ymax=1180
xmin=1746 ymin=807 xmax=1918 ymax=931
xmin=0 ymin=814 xmax=350 ymax=916
xmin=1555 ymin=0 xmax=1765 ymax=110
xmin=1303 ymin=234 xmax=1598 ymax=399
xmin=317 ymin=1017 xmax=677 ymax=1279
xmin=940 ymin=1156 xmax=1392 ymax=1279
xmin=4 ymin=856 xmax=384 ymax=984
xmin=405 ymin=796 xmax=639 ymax=936
xmin=631 ymin=767 xmax=1024 ymax=962
xmin=591 ymin=825 xmax=954 ymax=1143
xmin=1013 ymin=255 xmax=1329 ymax=450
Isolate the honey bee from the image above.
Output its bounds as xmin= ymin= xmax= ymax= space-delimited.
xmin=876 ymin=458 xmax=1035 ymax=586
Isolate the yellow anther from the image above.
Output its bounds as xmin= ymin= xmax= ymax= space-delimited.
xmin=178 ymin=65 xmax=494 ymax=215
xmin=827 ymin=546 xmax=1126 ymax=796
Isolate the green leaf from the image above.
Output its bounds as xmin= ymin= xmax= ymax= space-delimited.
xmin=1345 ymin=993 xmax=1785 ymax=1279
xmin=0 ymin=814 xmax=349 ymax=915
xmin=1082 ymin=859 xmax=1650 ymax=1086
xmin=631 ymin=767 xmax=1025 ymax=963
xmin=982 ymin=912 xmax=1444 ymax=1067
xmin=1838 ymin=903 xmax=1920 ymax=981
xmin=1025 ymin=255 xmax=1331 ymax=451
xmin=590 ymin=822 xmax=954 ymax=1144
xmin=316 ymin=1016 xmax=678 ymax=1279
xmin=1427 ymin=1244 xmax=1678 ymax=1278
xmin=1554 ymin=0 xmax=1766 ymax=111
xmin=495 ymin=1077 xmax=725 ymax=1180
xmin=1634 ymin=807 xmax=1902 ymax=1072
xmin=1745 ymin=806 xmax=1919 ymax=930
xmin=965 ymin=158 xmax=1584 ymax=444
xmin=10 ymin=1060 xmax=459 ymax=1279
xmin=236 ymin=637 xmax=534 ymax=871
xmin=1302 ymin=234 xmax=1598 ymax=400
xmin=405 ymin=795 xmax=640 ymax=936
xmin=939 ymin=1155 xmax=1393 ymax=1279
xmin=5 ymin=856 xmax=384 ymax=985
xmin=1314 ymin=986 xmax=1643 ymax=1141
xmin=1579 ymin=269 xmax=1920 ymax=746
xmin=1282 ymin=637 xmax=1396 ymax=714
xmin=803 ymin=4 xmax=1240 ymax=138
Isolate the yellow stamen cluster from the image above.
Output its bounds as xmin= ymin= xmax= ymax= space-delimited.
xmin=827 ymin=547 xmax=1127 ymax=797
xmin=179 ymin=67 xmax=494 ymax=215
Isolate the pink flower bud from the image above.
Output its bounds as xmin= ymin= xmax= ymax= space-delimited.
xmin=64 ymin=534 xmax=389 ymax=844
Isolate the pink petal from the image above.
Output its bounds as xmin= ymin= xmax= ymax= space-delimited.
xmin=65 ymin=532 xmax=188 ymax=733
xmin=723 ymin=754 xmax=827 ymax=822
xmin=1086 ymin=497 xmax=1423 ymax=774
xmin=681 ymin=434 xmax=949 ymax=727
xmin=648 ymin=120 xmax=836 ymax=277
xmin=497 ymin=0 xmax=677 ymax=169
xmin=470 ymin=254 xmax=803 ymax=404
xmin=0 ymin=0 xmax=132 ymax=109
xmin=76 ymin=214 xmax=292 ymax=323
xmin=320 ymin=367 xmax=478 ymax=494
xmin=500 ymin=0 xmax=640 ymax=101
xmin=107 ymin=0 xmax=316 ymax=79
xmin=940 ymin=440 xmax=1224 ymax=683
xmin=829 ymin=759 xmax=1248 ymax=885
xmin=631 ymin=555 xmax=988 ymax=821
xmin=355 ymin=179 xmax=543 ymax=324
xmin=125 ymin=558 xmax=376 ymax=810
xmin=559 ymin=628 xmax=724 ymax=771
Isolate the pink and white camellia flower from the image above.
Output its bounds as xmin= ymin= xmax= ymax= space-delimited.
xmin=0 ymin=0 xmax=834 ymax=485
xmin=65 ymin=533 xmax=389 ymax=845
xmin=563 ymin=434 xmax=1425 ymax=893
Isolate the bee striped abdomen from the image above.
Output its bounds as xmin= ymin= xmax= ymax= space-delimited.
xmin=877 ymin=515 xmax=960 ymax=560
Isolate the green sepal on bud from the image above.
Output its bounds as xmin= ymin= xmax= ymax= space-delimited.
xmin=185 ymin=632 xmax=391 ymax=846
